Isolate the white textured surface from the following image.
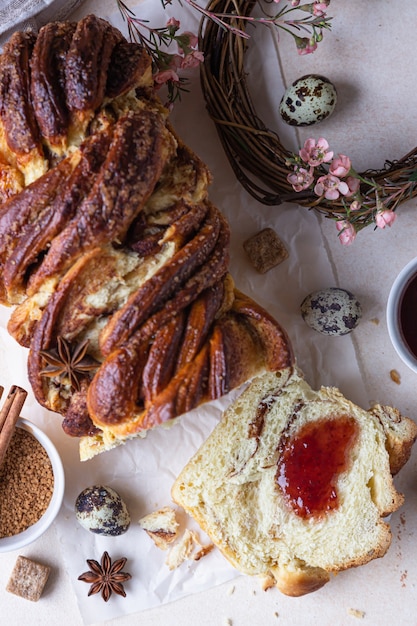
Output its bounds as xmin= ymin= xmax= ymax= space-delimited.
xmin=1 ymin=1 xmax=417 ymax=625
xmin=0 ymin=0 xmax=85 ymax=46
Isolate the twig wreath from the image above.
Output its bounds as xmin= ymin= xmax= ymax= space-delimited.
xmin=116 ymin=0 xmax=417 ymax=244
xmin=197 ymin=0 xmax=417 ymax=243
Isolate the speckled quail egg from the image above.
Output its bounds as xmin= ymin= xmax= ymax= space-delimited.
xmin=301 ymin=288 xmax=362 ymax=336
xmin=75 ymin=485 xmax=131 ymax=536
xmin=279 ymin=74 xmax=337 ymax=126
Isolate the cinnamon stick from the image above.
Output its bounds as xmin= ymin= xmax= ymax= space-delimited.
xmin=0 ymin=386 xmax=28 ymax=467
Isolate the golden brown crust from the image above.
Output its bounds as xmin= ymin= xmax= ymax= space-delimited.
xmin=231 ymin=290 xmax=294 ymax=371
xmin=64 ymin=15 xmax=122 ymax=113
xmin=0 ymin=31 xmax=47 ymax=183
xmin=136 ymin=344 xmax=211 ymax=432
xmin=61 ymin=384 xmax=100 ymax=438
xmin=0 ymin=156 xmax=76 ymax=303
xmin=0 ymin=155 xmax=24 ymax=203
xmin=370 ymin=404 xmax=417 ymax=476
xmin=269 ymin=563 xmax=330 ymax=597
xmin=86 ymin=284 xmax=291 ymax=438
xmin=26 ymin=248 xmax=104 ymax=408
xmin=99 ymin=202 xmax=225 ymax=356
xmin=87 ymin=333 xmax=146 ymax=426
xmin=0 ymin=31 xmax=40 ymax=157
xmin=27 ymin=109 xmax=176 ymax=294
xmin=30 ymin=21 xmax=76 ymax=153
xmin=388 ymin=437 xmax=415 ymax=476
xmin=2 ymin=129 xmax=112 ymax=302
xmin=176 ymin=279 xmax=227 ymax=372
xmin=141 ymin=311 xmax=187 ymax=403
xmin=106 ymin=41 xmax=153 ymax=98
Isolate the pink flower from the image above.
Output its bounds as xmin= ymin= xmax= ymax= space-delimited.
xmin=154 ymin=69 xmax=180 ymax=87
xmin=329 ymin=155 xmax=351 ymax=178
xmin=177 ymin=32 xmax=199 ymax=54
xmin=336 ymin=220 xmax=356 ymax=246
xmin=375 ymin=210 xmax=397 ymax=229
xmin=168 ymin=54 xmax=183 ymax=70
xmin=299 ymin=138 xmax=333 ymax=167
xmin=166 ymin=17 xmax=180 ymax=31
xmin=314 ymin=174 xmax=349 ymax=200
xmin=287 ymin=166 xmax=314 ymax=192
xmin=180 ymin=49 xmax=204 ymax=69
xmin=313 ymin=2 xmax=329 ymax=16
xmin=350 ymin=200 xmax=361 ymax=211
xmin=345 ymin=176 xmax=360 ymax=197
xmin=295 ymin=36 xmax=318 ymax=55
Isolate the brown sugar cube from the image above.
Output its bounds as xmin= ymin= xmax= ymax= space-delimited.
xmin=6 ymin=555 xmax=51 ymax=601
xmin=243 ymin=228 xmax=289 ymax=274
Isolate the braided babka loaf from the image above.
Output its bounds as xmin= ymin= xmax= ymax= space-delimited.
xmin=0 ymin=15 xmax=293 ymax=459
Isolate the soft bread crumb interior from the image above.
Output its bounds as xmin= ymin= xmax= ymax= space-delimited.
xmin=172 ymin=368 xmax=409 ymax=579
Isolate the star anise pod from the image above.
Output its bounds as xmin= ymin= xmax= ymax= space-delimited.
xmin=78 ymin=551 xmax=132 ymax=602
xmin=40 ymin=336 xmax=99 ymax=392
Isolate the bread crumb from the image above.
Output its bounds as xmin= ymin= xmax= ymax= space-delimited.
xmin=348 ymin=608 xmax=365 ymax=619
xmin=260 ymin=573 xmax=276 ymax=591
xmin=274 ymin=612 xmax=279 ymax=618
xmin=139 ymin=505 xmax=214 ymax=565
xmin=390 ymin=369 xmax=401 ymax=385
xmin=224 ymin=619 xmax=232 ymax=626
xmin=6 ymin=556 xmax=50 ymax=602
xmin=193 ymin=542 xmax=214 ymax=561
xmin=165 ymin=528 xmax=196 ymax=570
xmin=243 ymin=228 xmax=288 ymax=274
xmin=165 ymin=527 xmax=213 ymax=570
xmin=369 ymin=317 xmax=380 ymax=325
xmin=140 ymin=505 xmax=214 ymax=569
xmin=139 ymin=506 xmax=179 ymax=550
xmin=227 ymin=585 xmax=235 ymax=596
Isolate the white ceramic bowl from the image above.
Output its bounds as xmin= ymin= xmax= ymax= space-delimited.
xmin=0 ymin=418 xmax=65 ymax=553
xmin=387 ymin=256 xmax=417 ymax=374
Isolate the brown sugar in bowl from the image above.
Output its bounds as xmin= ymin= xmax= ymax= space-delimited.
xmin=0 ymin=418 xmax=65 ymax=553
